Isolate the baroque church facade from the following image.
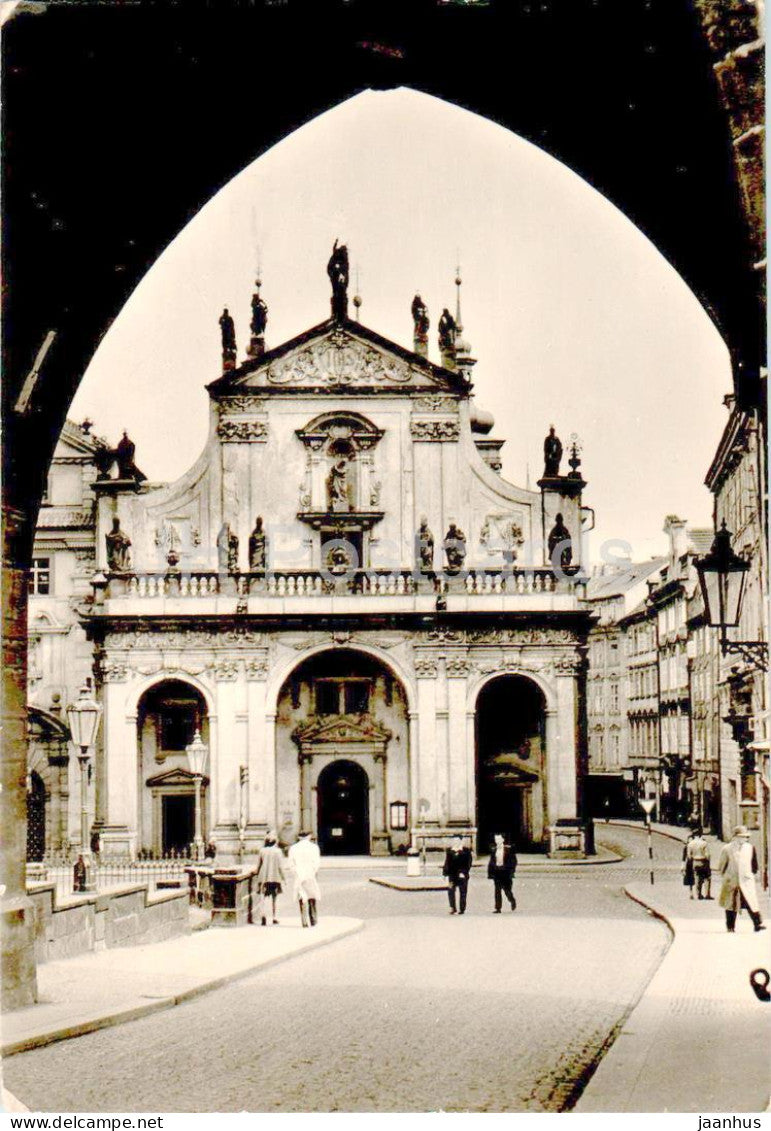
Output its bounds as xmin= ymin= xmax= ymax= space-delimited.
xmin=85 ymin=247 xmax=594 ymax=860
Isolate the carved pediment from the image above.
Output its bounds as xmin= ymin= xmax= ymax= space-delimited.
xmin=146 ymin=767 xmax=209 ymax=789
xmin=292 ymin=713 xmax=392 ymax=749
xmin=208 ymin=319 xmax=467 ymax=396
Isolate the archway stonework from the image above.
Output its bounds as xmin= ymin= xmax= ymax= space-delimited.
xmin=274 ymin=647 xmax=411 ymax=855
xmin=412 ymin=626 xmax=585 ymax=855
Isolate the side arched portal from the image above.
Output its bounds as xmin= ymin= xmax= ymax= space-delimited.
xmin=136 ymin=679 xmax=210 ymax=855
xmin=475 ymin=675 xmax=548 ymax=854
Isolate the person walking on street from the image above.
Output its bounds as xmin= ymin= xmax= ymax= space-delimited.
xmin=255 ymin=832 xmax=286 ymax=926
xmin=443 ymin=835 xmax=472 ymax=915
xmin=682 ymin=829 xmax=696 ymax=899
xmin=718 ymin=825 xmax=766 ymax=933
xmin=686 ymin=826 xmax=712 ymax=900
xmin=488 ymin=833 xmax=517 ymax=913
xmin=288 ymin=831 xmax=321 ymax=928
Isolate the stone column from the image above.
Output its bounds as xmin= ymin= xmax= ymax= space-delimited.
xmin=546 ymin=674 xmax=579 ymax=825
xmin=1 ymin=505 xmax=37 ymax=1007
xmin=99 ymin=675 xmax=138 ymax=856
xmin=446 ymin=661 xmax=470 ymax=824
xmin=408 ymin=710 xmax=419 ymax=835
xmin=245 ymin=658 xmax=270 ymax=847
xmin=211 ymin=666 xmax=241 ymax=855
xmin=415 ymin=660 xmax=439 ymax=828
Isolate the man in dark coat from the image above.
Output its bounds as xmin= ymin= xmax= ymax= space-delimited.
xmin=488 ymin=833 xmax=517 ymax=913
xmin=443 ymin=835 xmax=473 ymax=915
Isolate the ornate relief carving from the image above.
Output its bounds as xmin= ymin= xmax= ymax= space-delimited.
xmin=245 ymin=656 xmax=270 ymax=680
xmin=412 ymin=395 xmax=458 ymax=413
xmin=218 ymin=396 xmax=265 ymax=413
xmin=554 ymin=656 xmax=584 ymax=676
xmin=445 ymin=657 xmax=470 ymax=678
xmin=104 ymin=627 xmax=266 ymax=651
xmin=480 ymin=514 xmax=525 ymax=557
xmin=410 ymin=419 xmax=461 ymax=442
xmin=213 ymin=660 xmax=240 ymax=681
xmin=217 ymin=419 xmax=268 ymax=442
xmin=414 ymin=657 xmax=438 ymax=678
xmin=467 ymin=628 xmax=576 ymax=646
xmin=422 ymin=628 xmax=466 ymax=645
xmin=266 ymin=334 xmax=415 ymax=387
xmin=99 ymin=661 xmax=130 ymax=683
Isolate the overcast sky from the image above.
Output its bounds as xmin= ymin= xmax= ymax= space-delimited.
xmin=71 ymin=88 xmax=729 ymax=562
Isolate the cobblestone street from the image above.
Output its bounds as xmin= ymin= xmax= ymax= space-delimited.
xmin=5 ymin=827 xmax=681 ymax=1113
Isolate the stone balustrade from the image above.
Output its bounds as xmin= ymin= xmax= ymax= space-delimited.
xmin=104 ymin=566 xmax=578 ymax=600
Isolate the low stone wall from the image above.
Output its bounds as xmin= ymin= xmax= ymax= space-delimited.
xmin=27 ymin=882 xmax=190 ymax=964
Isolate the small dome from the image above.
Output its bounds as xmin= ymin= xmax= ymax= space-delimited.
xmin=470 ymin=401 xmax=495 ymax=435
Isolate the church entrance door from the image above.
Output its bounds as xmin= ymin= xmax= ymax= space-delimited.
xmin=162 ymin=794 xmax=194 ymax=855
xmin=476 ymin=675 xmax=546 ymax=853
xmin=317 ymin=760 xmax=370 ymax=855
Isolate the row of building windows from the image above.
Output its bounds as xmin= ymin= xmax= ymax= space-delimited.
xmin=629 ymin=717 xmax=658 ymax=760
xmin=627 ymin=665 xmax=657 ymax=700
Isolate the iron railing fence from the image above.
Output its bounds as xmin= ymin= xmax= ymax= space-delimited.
xmin=29 ymin=851 xmax=198 ymax=900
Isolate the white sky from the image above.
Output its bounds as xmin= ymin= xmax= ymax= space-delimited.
xmin=71 ymin=88 xmax=730 ymax=562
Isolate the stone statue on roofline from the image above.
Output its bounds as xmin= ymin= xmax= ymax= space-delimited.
xmin=543 ymin=426 xmax=563 ymax=478
xmin=327 ymin=239 xmax=349 ymax=321
xmin=219 ymin=307 xmax=237 ymax=368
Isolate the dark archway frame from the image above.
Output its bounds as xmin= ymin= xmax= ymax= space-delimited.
xmin=2 ymin=0 xmax=763 ymax=552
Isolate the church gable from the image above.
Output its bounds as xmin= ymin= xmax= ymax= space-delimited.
xmin=208 ymin=319 xmax=467 ymax=398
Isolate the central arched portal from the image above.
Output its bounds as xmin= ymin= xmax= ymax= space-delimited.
xmin=276 ymin=649 xmax=410 ymax=855
xmin=476 ymin=675 xmax=547 ymax=854
xmin=317 ymin=760 xmax=370 ymax=855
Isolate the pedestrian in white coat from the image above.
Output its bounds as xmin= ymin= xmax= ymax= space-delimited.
xmin=718 ymin=826 xmax=766 ymax=933
xmin=288 ymin=832 xmax=321 ymax=928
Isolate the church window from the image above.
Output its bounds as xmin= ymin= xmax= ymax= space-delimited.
xmin=159 ymin=704 xmax=198 ymax=751
xmin=315 ymin=677 xmax=371 ymax=716
xmin=29 ymin=557 xmax=51 ymax=595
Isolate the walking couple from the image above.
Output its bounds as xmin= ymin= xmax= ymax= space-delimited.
xmin=254 ymin=830 xmax=321 ymax=928
xmin=442 ymin=833 xmax=518 ymax=915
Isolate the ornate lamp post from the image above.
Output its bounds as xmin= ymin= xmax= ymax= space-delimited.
xmin=186 ymin=730 xmax=208 ymax=860
xmin=66 ymin=679 xmax=102 ymax=892
xmin=695 ymin=521 xmax=767 ymax=671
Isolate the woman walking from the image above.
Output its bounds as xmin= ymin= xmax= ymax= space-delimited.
xmin=255 ymin=832 xmax=286 ymax=926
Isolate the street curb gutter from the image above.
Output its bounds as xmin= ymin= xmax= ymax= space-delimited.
xmin=2 ymin=919 xmax=364 ymax=1058
xmin=622 ymin=886 xmax=676 ymax=940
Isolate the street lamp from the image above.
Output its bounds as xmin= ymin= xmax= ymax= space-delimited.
xmin=66 ymin=679 xmax=102 ymax=893
xmin=695 ymin=521 xmax=767 ymax=671
xmin=639 ymin=796 xmax=656 ymax=886
xmin=186 ymin=730 xmax=208 ymax=860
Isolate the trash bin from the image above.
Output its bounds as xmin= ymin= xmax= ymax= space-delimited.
xmin=406 ymin=850 xmax=421 ymax=877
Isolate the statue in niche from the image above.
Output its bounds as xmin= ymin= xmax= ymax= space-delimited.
xmin=116 ymin=431 xmax=146 ymax=482
xmin=543 ymin=426 xmax=563 ymax=478
xmin=219 ymin=308 xmax=237 ymax=363
xmin=327 ymin=239 xmax=349 ymax=320
xmin=250 ymin=291 xmax=268 ymax=338
xmin=105 ymin=517 xmax=132 ymax=572
xmin=249 ymin=516 xmax=267 ymax=571
xmin=217 ymin=522 xmax=239 ymax=573
xmin=548 ymin=512 xmax=573 ymax=571
xmin=327 ymin=459 xmax=352 ymax=513
xmin=411 ymin=294 xmax=429 ymax=340
xmin=438 ymin=308 xmax=456 ymax=356
xmin=443 ymin=522 xmax=467 ymax=574
xmin=417 ymin=516 xmax=434 ymax=572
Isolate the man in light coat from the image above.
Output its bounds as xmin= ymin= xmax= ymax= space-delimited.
xmin=288 ymin=831 xmax=321 ymax=928
xmin=718 ymin=825 xmax=765 ymax=933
